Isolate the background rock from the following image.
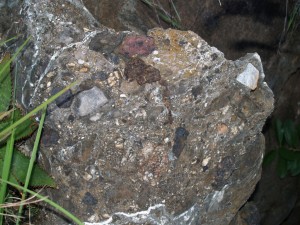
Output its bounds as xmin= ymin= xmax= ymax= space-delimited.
xmin=74 ymin=1 xmax=300 ymax=224
xmin=1 ymin=0 xmax=276 ymax=224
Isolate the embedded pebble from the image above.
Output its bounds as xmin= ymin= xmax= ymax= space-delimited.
xmin=79 ymin=67 xmax=89 ymax=73
xmin=202 ymin=157 xmax=211 ymax=167
xmin=118 ymin=35 xmax=156 ymax=57
xmin=217 ymin=123 xmax=228 ymax=134
xmin=67 ymin=62 xmax=76 ymax=68
xmin=115 ymin=139 xmax=124 ymax=149
xmin=87 ymin=214 xmax=99 ymax=223
xmin=102 ymin=214 xmax=110 ymax=219
xmin=75 ymin=86 xmax=108 ymax=116
xmin=41 ymin=127 xmax=60 ymax=147
xmin=82 ymin=192 xmax=98 ymax=205
xmin=46 ymin=71 xmax=55 ymax=78
xmin=90 ymin=113 xmax=102 ymax=121
xmin=93 ymin=71 xmax=109 ymax=81
xmin=78 ymin=59 xmax=85 ymax=64
xmin=236 ymin=63 xmax=259 ymax=90
xmin=83 ymin=172 xmax=93 ymax=181
xmin=51 ymin=87 xmax=73 ymax=108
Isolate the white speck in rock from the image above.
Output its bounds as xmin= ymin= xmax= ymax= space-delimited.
xmin=78 ymin=59 xmax=85 ymax=64
xmin=153 ymin=57 xmax=161 ymax=63
xmin=164 ymin=137 xmax=170 ymax=143
xmin=202 ymin=157 xmax=211 ymax=166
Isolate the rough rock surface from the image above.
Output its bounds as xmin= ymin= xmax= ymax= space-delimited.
xmin=3 ymin=0 xmax=274 ymax=224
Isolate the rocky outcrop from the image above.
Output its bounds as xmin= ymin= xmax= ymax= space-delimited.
xmin=2 ymin=0 xmax=273 ymax=224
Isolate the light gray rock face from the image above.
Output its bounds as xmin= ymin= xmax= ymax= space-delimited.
xmin=7 ymin=0 xmax=273 ymax=224
xmin=236 ymin=63 xmax=259 ymax=90
xmin=75 ymin=87 xmax=108 ymax=117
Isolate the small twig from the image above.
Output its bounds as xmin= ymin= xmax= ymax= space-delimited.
xmin=0 ymin=192 xmax=47 ymax=209
xmin=0 ymin=212 xmax=24 ymax=219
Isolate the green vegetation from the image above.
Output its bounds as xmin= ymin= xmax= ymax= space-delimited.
xmin=139 ymin=0 xmax=183 ymax=29
xmin=287 ymin=0 xmax=300 ymax=35
xmin=279 ymin=0 xmax=300 ymax=50
xmin=263 ymin=119 xmax=300 ymax=178
xmin=0 ymin=38 xmax=82 ymax=224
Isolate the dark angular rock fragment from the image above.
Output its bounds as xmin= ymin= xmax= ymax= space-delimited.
xmin=82 ymin=192 xmax=98 ymax=205
xmin=89 ymin=32 xmax=124 ymax=54
xmin=51 ymin=87 xmax=74 ymax=108
xmin=92 ymin=71 xmax=109 ymax=81
xmin=41 ymin=127 xmax=60 ymax=147
xmin=172 ymin=127 xmax=189 ymax=158
xmin=124 ymin=57 xmax=161 ymax=85
xmin=212 ymin=156 xmax=235 ymax=190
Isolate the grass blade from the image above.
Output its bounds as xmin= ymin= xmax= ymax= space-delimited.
xmin=0 ymin=129 xmax=16 ymax=224
xmin=0 ymin=37 xmax=31 ymax=84
xmin=170 ymin=0 xmax=181 ymax=22
xmin=0 ymin=36 xmax=18 ymax=47
xmin=16 ymin=106 xmax=47 ymax=225
xmin=0 ymin=80 xmax=78 ymax=141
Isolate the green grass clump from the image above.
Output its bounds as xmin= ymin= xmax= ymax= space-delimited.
xmin=0 ymin=37 xmax=83 ymax=225
xmin=287 ymin=0 xmax=300 ymax=35
xmin=263 ymin=119 xmax=300 ymax=178
xmin=139 ymin=0 xmax=183 ymax=29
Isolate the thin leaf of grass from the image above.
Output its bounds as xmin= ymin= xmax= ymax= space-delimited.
xmin=0 ymin=80 xmax=78 ymax=141
xmin=0 ymin=60 xmax=19 ymax=224
xmin=0 ymin=128 xmax=16 ymax=224
xmin=158 ymin=12 xmax=182 ymax=29
xmin=170 ymin=0 xmax=181 ymax=22
xmin=1 ymin=179 xmax=84 ymax=225
xmin=0 ymin=37 xmax=31 ymax=84
xmin=139 ymin=0 xmax=182 ymax=29
xmin=16 ymin=106 xmax=47 ymax=225
xmin=287 ymin=2 xmax=300 ymax=32
xmin=0 ymin=36 xmax=18 ymax=47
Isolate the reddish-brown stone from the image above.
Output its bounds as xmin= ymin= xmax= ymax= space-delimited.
xmin=118 ymin=35 xmax=156 ymax=57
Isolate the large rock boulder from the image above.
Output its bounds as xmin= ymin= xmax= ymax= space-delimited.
xmin=3 ymin=0 xmax=274 ymax=224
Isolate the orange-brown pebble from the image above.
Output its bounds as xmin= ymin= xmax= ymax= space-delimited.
xmin=217 ymin=123 xmax=228 ymax=134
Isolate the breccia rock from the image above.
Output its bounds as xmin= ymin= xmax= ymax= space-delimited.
xmin=14 ymin=1 xmax=274 ymax=224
